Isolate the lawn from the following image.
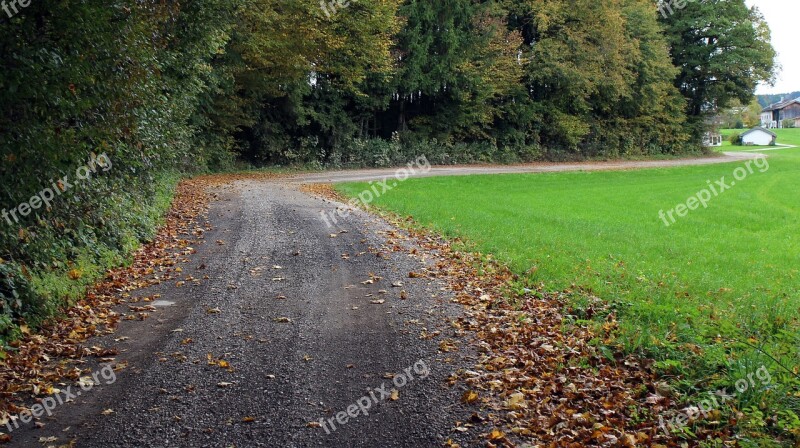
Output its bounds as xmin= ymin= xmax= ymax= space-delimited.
xmin=719 ymin=127 xmax=800 ymax=151
xmin=338 ymin=128 xmax=800 ymax=441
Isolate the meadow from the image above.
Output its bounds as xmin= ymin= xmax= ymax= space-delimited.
xmin=338 ymin=128 xmax=800 ymax=443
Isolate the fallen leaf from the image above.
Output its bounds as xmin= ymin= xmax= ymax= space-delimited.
xmin=487 ymin=429 xmax=505 ymax=441
xmin=462 ymin=390 xmax=479 ymax=404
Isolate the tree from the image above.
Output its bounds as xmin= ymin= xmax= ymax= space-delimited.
xmin=200 ymin=0 xmax=402 ymax=164
xmin=719 ymin=97 xmax=762 ymax=129
xmin=658 ymin=0 xmax=776 ymax=137
xmin=381 ymin=0 xmax=524 ymax=142
xmin=502 ymin=0 xmax=689 ymax=155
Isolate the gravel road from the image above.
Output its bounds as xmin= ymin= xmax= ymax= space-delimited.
xmin=7 ymin=182 xmax=476 ymax=447
xmin=5 ymin=152 xmax=764 ymax=447
xmin=285 ymin=151 xmax=762 ymax=184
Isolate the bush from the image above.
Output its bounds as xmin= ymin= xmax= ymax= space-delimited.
xmin=782 ymin=119 xmax=796 ymax=129
xmin=0 ymin=1 xmax=235 ymax=342
xmin=730 ymin=132 xmax=742 ymax=146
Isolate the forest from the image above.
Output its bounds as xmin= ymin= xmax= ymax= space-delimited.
xmin=0 ymin=0 xmax=776 ymax=337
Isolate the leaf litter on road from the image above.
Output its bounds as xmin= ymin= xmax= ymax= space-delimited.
xmin=299 ymin=180 xmax=723 ymax=448
xmin=0 ymin=173 xmax=284 ymax=443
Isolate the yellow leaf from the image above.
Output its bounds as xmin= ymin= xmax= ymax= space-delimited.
xmin=488 ymin=429 xmax=504 ymax=440
xmin=506 ymin=392 xmax=527 ymax=410
xmin=462 ymin=390 xmax=479 ymax=404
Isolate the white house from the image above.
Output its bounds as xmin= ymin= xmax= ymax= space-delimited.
xmin=740 ymin=127 xmax=777 ymax=146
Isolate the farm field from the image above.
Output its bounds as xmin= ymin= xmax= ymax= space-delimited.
xmin=338 ymin=128 xmax=800 ymax=441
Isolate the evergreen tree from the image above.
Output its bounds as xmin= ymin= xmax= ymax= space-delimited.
xmin=658 ymin=0 xmax=776 ymax=137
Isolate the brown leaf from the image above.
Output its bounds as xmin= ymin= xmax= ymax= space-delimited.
xmin=462 ymin=390 xmax=479 ymax=404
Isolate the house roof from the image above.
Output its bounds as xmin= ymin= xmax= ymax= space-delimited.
xmin=762 ymin=98 xmax=800 ymax=113
xmin=741 ymin=126 xmax=777 ymax=138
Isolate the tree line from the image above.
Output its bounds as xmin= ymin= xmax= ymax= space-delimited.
xmin=0 ymin=0 xmax=775 ymax=337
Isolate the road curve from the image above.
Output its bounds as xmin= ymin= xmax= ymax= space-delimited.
xmin=286 ymin=151 xmax=763 ymax=184
xmin=4 ymin=152 xmax=766 ymax=447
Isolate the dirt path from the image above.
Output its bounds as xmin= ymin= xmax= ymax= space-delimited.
xmin=285 ymin=151 xmax=763 ymax=184
xmin=4 ymin=152 xmax=766 ymax=447
xmin=6 ymin=182 xmax=475 ymax=447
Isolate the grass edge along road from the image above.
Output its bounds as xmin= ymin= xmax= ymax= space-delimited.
xmin=337 ymin=129 xmax=800 ymax=445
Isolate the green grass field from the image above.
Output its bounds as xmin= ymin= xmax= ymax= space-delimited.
xmin=338 ymin=128 xmax=800 ymax=442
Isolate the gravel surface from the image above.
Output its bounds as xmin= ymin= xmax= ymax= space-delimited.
xmin=7 ymin=181 xmax=477 ymax=447
xmin=7 ymin=153 xmax=764 ymax=447
xmin=285 ymin=151 xmax=763 ymax=185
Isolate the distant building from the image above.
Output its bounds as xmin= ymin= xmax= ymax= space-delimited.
xmin=702 ymin=132 xmax=723 ymax=147
xmin=703 ymin=115 xmax=723 ymax=147
xmin=740 ymin=127 xmax=777 ymax=146
xmin=761 ymin=98 xmax=800 ymax=128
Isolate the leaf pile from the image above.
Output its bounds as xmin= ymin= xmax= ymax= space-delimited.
xmin=374 ymin=215 xmax=734 ymax=447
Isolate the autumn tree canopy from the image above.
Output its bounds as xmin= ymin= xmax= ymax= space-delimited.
xmin=0 ymin=0 xmax=777 ymax=333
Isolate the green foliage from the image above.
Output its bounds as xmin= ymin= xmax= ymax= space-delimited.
xmin=498 ymin=0 xmax=691 ymax=156
xmin=234 ymin=0 xmax=706 ymax=167
xmin=721 ymin=98 xmax=763 ymax=129
xmin=0 ymin=0 xmax=234 ymax=339
xmin=659 ymin=0 xmax=776 ymax=139
xmin=0 ymin=0 xmax=781 ymax=340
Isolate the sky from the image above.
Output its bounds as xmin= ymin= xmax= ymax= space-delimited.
xmin=745 ymin=0 xmax=799 ymax=94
